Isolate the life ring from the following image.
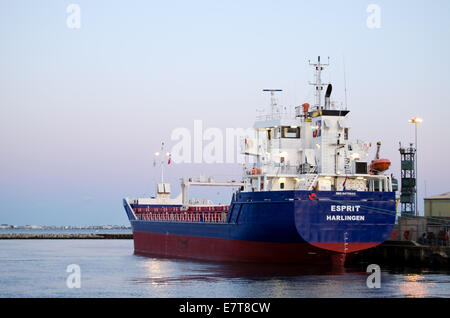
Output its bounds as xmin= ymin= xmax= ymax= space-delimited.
xmin=309 ymin=193 xmax=317 ymax=201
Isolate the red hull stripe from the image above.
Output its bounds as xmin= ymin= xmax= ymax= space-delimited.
xmin=310 ymin=242 xmax=380 ymax=253
xmin=133 ymin=231 xmax=347 ymax=265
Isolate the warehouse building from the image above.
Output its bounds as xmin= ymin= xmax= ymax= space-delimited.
xmin=424 ymin=192 xmax=450 ymax=218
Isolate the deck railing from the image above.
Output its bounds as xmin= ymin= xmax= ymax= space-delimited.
xmin=133 ymin=206 xmax=229 ymax=223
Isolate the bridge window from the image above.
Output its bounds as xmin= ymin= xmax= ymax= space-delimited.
xmin=282 ymin=126 xmax=300 ymax=138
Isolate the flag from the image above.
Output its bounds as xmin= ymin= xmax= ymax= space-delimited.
xmin=168 ymin=154 xmax=171 ymax=165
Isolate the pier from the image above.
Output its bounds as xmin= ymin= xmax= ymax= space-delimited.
xmin=355 ymin=240 xmax=450 ymax=268
xmin=354 ymin=215 xmax=450 ymax=268
xmin=0 ymin=233 xmax=133 ymax=239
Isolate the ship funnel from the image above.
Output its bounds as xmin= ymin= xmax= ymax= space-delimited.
xmin=325 ymin=84 xmax=332 ymax=110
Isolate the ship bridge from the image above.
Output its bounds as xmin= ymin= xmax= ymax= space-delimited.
xmin=240 ymin=57 xmax=394 ymax=194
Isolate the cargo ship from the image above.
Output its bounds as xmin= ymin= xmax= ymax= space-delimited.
xmin=123 ymin=57 xmax=397 ymax=266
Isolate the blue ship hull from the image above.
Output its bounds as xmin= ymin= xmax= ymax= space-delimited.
xmin=124 ymin=190 xmax=396 ymax=265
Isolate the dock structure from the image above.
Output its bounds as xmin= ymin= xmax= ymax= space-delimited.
xmin=355 ymin=215 xmax=450 ymax=268
xmin=355 ymin=240 xmax=450 ymax=268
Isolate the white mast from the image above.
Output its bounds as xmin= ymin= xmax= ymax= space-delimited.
xmin=309 ymin=56 xmax=329 ymax=110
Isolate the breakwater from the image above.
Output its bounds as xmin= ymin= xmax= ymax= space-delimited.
xmin=0 ymin=233 xmax=132 ymax=239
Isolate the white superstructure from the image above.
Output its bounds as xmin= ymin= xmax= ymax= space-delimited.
xmin=241 ymin=57 xmax=393 ymax=193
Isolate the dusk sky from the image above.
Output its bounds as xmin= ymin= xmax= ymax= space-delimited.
xmin=1 ymin=0 xmax=449 ymax=225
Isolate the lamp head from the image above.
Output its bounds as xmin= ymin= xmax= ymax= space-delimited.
xmin=409 ymin=117 xmax=423 ymax=123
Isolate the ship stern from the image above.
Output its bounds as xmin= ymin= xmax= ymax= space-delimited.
xmin=294 ymin=191 xmax=396 ymax=258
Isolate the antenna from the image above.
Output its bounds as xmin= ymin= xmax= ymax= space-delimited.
xmin=263 ymin=89 xmax=282 ymax=114
xmin=308 ymin=56 xmax=330 ymax=110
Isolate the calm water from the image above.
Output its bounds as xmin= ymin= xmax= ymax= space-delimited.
xmin=0 ymin=239 xmax=449 ymax=298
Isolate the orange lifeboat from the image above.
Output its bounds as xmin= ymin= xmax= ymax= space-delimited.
xmin=369 ymin=158 xmax=391 ymax=173
xmin=369 ymin=141 xmax=391 ymax=174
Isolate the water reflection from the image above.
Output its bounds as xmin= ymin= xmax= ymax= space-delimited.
xmin=127 ymin=253 xmax=450 ymax=298
xmin=1 ymin=240 xmax=449 ymax=297
xmin=396 ymin=274 xmax=432 ymax=298
xmin=137 ymin=258 xmax=350 ymax=282
xmin=129 ymin=256 xmax=369 ymax=297
xmin=198 ymin=262 xmax=349 ymax=278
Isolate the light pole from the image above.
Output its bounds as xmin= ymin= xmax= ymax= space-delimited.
xmin=154 ymin=142 xmax=171 ymax=184
xmin=409 ymin=117 xmax=422 ymax=216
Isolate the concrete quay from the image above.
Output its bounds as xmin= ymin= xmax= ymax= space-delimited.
xmin=354 ymin=240 xmax=450 ymax=268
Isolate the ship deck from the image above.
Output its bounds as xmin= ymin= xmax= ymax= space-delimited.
xmin=133 ymin=205 xmax=230 ymax=223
